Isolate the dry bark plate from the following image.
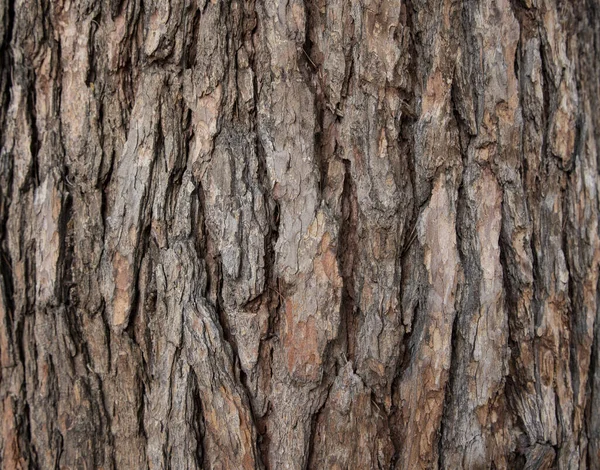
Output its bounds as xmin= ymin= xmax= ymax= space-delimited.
xmin=0 ymin=0 xmax=599 ymax=468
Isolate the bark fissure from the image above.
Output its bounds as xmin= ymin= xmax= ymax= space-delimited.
xmin=1 ymin=0 xmax=599 ymax=468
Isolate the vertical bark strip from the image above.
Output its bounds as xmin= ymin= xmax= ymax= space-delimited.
xmin=1 ymin=0 xmax=599 ymax=468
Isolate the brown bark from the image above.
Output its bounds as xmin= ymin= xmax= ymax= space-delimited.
xmin=1 ymin=0 xmax=599 ymax=468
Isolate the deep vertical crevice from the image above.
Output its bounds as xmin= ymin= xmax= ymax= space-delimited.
xmin=301 ymin=0 xmax=329 ymax=202
xmin=187 ymin=368 xmax=205 ymax=469
xmin=58 ymin=178 xmax=73 ymax=308
xmin=305 ymin=382 xmax=332 ymax=470
xmin=585 ymin=274 xmax=600 ymax=467
xmin=337 ymin=159 xmax=358 ymax=363
xmin=0 ymin=0 xmax=14 ymax=136
xmin=26 ymin=82 xmax=40 ymax=189
xmin=0 ymin=0 xmax=15 ymax=316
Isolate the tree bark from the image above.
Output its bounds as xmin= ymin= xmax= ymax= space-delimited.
xmin=1 ymin=0 xmax=599 ymax=468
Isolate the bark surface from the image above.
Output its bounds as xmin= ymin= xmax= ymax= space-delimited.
xmin=1 ymin=0 xmax=600 ymax=468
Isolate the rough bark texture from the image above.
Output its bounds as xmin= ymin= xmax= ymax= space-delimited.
xmin=1 ymin=0 xmax=599 ymax=468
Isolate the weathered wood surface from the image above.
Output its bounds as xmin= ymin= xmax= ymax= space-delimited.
xmin=0 ymin=0 xmax=599 ymax=468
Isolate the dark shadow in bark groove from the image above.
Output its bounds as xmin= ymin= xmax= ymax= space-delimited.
xmin=187 ymin=368 xmax=205 ymax=469
xmin=338 ymin=159 xmax=358 ymax=364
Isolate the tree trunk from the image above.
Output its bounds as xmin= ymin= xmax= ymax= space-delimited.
xmin=1 ymin=0 xmax=599 ymax=468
